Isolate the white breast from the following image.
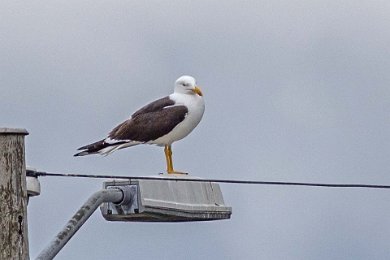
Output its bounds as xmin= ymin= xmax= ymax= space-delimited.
xmin=151 ymin=92 xmax=205 ymax=145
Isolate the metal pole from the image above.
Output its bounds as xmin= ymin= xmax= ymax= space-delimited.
xmin=0 ymin=128 xmax=29 ymax=260
xmin=36 ymin=188 xmax=124 ymax=260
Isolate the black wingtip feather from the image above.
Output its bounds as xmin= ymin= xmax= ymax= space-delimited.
xmin=73 ymin=151 xmax=88 ymax=157
xmin=74 ymin=139 xmax=106 ymax=157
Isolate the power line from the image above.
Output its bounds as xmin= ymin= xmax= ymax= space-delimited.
xmin=26 ymin=171 xmax=390 ymax=190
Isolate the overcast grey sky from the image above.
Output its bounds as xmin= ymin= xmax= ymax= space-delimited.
xmin=2 ymin=1 xmax=390 ymax=259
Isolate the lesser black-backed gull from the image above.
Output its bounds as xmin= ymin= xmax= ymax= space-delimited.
xmin=74 ymin=75 xmax=205 ymax=174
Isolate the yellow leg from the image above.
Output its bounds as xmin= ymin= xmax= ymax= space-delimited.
xmin=164 ymin=145 xmax=187 ymax=174
xmin=164 ymin=145 xmax=174 ymax=174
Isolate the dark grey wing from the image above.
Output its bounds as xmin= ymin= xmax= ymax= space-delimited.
xmin=74 ymin=96 xmax=182 ymax=156
xmin=109 ymin=105 xmax=188 ymax=142
xmin=132 ymin=96 xmax=175 ymax=117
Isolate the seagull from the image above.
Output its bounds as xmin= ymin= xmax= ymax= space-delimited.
xmin=74 ymin=75 xmax=205 ymax=174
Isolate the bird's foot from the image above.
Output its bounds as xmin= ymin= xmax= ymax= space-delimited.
xmin=167 ymin=170 xmax=188 ymax=175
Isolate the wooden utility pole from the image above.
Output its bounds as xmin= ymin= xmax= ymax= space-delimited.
xmin=0 ymin=128 xmax=29 ymax=260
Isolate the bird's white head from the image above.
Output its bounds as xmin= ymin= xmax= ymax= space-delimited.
xmin=174 ymin=75 xmax=203 ymax=96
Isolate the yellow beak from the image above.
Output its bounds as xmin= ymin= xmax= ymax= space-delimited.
xmin=192 ymin=86 xmax=203 ymax=96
